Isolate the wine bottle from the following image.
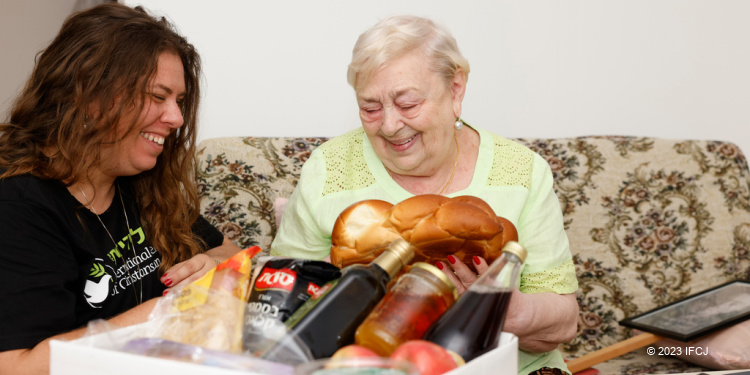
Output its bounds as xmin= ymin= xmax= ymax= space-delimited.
xmin=423 ymin=241 xmax=527 ymax=362
xmin=262 ymin=239 xmax=415 ymax=361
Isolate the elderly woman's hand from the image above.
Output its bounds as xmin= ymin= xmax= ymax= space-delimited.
xmin=160 ymin=253 xmax=216 ymax=294
xmin=435 ymin=255 xmax=489 ymax=295
xmin=437 ymin=254 xmax=579 ymax=352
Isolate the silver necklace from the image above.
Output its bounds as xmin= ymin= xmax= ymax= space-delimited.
xmin=79 ymin=183 xmax=143 ymax=305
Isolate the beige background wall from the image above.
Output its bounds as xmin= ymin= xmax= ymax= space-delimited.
xmin=0 ymin=0 xmax=107 ymax=119
xmin=1 ymin=1 xmax=74 ymax=118
xmin=4 ymin=1 xmax=750 ymax=155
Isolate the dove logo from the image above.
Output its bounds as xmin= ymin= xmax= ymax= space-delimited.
xmin=83 ymin=260 xmax=113 ymax=308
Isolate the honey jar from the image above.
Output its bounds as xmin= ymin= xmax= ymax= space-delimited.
xmin=354 ymin=262 xmax=458 ymax=356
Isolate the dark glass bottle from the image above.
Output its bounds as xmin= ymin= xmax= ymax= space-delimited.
xmin=262 ymin=239 xmax=414 ymax=361
xmin=423 ymin=241 xmax=527 ymax=362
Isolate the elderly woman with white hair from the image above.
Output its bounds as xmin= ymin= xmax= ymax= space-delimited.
xmin=271 ymin=15 xmax=579 ymax=375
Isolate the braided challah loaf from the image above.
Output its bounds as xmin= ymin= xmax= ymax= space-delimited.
xmin=330 ymin=195 xmax=518 ymax=268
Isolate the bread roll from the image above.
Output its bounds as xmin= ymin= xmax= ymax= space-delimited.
xmin=330 ymin=195 xmax=518 ymax=268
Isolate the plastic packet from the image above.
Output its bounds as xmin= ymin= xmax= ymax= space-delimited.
xmin=82 ymin=319 xmax=122 ymax=338
xmin=74 ymin=319 xmax=150 ymax=351
xmin=149 ymin=246 xmax=261 ymax=353
xmin=120 ymin=337 xmax=294 ymax=374
xmin=242 ymin=257 xmax=341 ymax=363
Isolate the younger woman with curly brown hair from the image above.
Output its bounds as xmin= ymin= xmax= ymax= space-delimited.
xmin=0 ymin=4 xmax=240 ymax=374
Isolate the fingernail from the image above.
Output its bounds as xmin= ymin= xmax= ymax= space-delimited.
xmin=163 ymin=279 xmax=173 ymax=287
xmin=435 ymin=261 xmax=444 ymax=270
xmin=473 ymin=256 xmax=481 ymax=265
xmin=161 ymin=273 xmax=169 ymax=280
xmin=163 ymin=290 xmax=169 ymax=296
xmin=447 ymin=255 xmax=457 ymax=265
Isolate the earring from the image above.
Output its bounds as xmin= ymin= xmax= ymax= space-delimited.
xmin=454 ymin=118 xmax=464 ymax=131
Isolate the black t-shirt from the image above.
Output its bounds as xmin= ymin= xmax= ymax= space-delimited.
xmin=0 ymin=174 xmax=224 ymax=351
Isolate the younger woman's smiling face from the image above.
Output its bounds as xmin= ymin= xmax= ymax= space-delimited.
xmin=356 ymin=50 xmax=463 ymax=177
xmin=99 ymin=52 xmax=186 ymax=178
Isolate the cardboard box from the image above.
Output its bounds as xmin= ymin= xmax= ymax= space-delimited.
xmin=51 ymin=324 xmax=517 ymax=375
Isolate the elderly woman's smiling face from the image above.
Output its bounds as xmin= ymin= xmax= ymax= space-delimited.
xmin=356 ymin=50 xmax=465 ymax=177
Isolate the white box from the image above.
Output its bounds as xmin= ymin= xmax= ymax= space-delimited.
xmin=51 ymin=324 xmax=517 ymax=375
xmin=50 ymin=323 xmax=293 ymax=375
xmin=446 ymin=333 xmax=518 ymax=375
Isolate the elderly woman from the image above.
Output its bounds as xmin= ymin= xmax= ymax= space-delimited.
xmin=271 ymin=15 xmax=578 ymax=375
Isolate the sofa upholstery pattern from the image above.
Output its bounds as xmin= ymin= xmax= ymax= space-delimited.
xmin=196 ymin=135 xmax=750 ymax=374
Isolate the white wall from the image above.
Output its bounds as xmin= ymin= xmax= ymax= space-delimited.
xmin=15 ymin=1 xmax=750 ymax=155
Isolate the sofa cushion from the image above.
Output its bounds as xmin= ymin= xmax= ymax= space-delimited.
xmin=196 ymin=136 xmax=328 ymax=251
xmin=530 ymin=138 xmax=750 ymax=356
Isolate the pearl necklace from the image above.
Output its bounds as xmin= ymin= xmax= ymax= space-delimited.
xmin=79 ymin=183 xmax=143 ymax=305
xmin=387 ymin=129 xmax=460 ymax=195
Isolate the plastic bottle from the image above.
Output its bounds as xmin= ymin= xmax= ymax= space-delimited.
xmin=262 ymin=239 xmax=415 ymax=361
xmin=423 ymin=241 xmax=527 ymax=362
xmin=354 ymin=262 xmax=458 ymax=356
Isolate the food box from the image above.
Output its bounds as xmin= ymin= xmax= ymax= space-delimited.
xmin=446 ymin=332 xmax=518 ymax=374
xmin=50 ymin=323 xmax=517 ymax=375
xmin=49 ymin=322 xmax=293 ymax=375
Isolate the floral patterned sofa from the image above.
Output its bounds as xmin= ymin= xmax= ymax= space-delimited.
xmin=196 ymin=135 xmax=750 ymax=374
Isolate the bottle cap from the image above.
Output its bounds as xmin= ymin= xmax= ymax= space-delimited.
xmin=375 ymin=239 xmax=415 ymax=278
xmin=411 ymin=262 xmax=458 ymax=300
xmin=501 ymin=241 xmax=527 ymax=263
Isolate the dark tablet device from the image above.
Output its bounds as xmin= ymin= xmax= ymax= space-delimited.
xmin=620 ymin=279 xmax=750 ymax=341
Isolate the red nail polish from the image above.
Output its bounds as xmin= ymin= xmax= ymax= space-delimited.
xmin=164 ymin=279 xmax=172 ymax=287
xmin=473 ymin=256 xmax=481 ymax=265
xmin=447 ymin=255 xmax=457 ymax=264
xmin=435 ymin=262 xmax=444 ymax=270
xmin=161 ymin=273 xmax=169 ymax=280
xmin=163 ymin=290 xmax=168 ymax=296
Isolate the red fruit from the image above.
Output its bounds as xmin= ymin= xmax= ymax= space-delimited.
xmin=331 ymin=344 xmax=379 ymax=360
xmin=390 ymin=340 xmax=460 ymax=375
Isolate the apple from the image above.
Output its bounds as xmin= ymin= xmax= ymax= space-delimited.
xmin=331 ymin=344 xmax=380 ymax=360
xmin=390 ymin=340 xmax=461 ymax=375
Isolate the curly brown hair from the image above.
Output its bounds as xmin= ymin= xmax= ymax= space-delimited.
xmin=0 ymin=3 xmax=205 ymax=271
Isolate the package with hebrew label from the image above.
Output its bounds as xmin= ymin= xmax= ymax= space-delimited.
xmin=242 ymin=257 xmax=340 ymax=356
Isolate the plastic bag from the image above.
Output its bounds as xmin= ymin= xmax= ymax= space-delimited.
xmin=76 ymin=319 xmax=148 ymax=351
xmin=148 ymin=246 xmax=260 ymax=353
xmin=121 ymin=337 xmax=294 ymax=374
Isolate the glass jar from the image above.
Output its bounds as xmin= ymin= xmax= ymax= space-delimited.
xmin=355 ymin=262 xmax=458 ymax=356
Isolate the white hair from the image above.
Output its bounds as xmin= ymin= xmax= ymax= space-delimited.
xmin=347 ymin=15 xmax=470 ymax=91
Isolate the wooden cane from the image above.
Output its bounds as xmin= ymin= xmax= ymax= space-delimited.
xmin=566 ymin=333 xmax=664 ymax=374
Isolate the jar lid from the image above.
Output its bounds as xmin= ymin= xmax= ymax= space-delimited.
xmin=411 ymin=262 xmax=459 ymax=300
xmin=501 ymin=241 xmax=527 ymax=263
